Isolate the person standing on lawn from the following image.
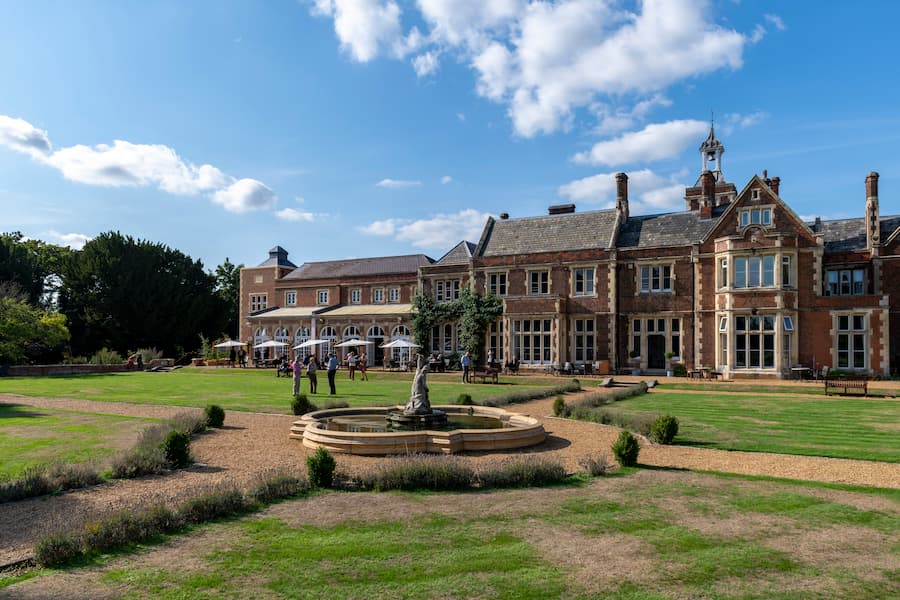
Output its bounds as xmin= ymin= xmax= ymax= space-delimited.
xmin=359 ymin=352 xmax=368 ymax=381
xmin=327 ymin=352 xmax=339 ymax=394
xmin=347 ymin=351 xmax=358 ymax=380
xmin=291 ymin=355 xmax=303 ymax=396
xmin=307 ymin=355 xmax=318 ymax=394
xmin=461 ymin=351 xmax=472 ymax=383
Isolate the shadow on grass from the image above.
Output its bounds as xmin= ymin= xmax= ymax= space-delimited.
xmin=0 ymin=403 xmax=49 ymax=419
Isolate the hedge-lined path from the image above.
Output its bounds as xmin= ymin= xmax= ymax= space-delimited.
xmin=1 ymin=390 xmax=899 ymax=567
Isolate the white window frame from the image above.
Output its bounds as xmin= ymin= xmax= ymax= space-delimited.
xmin=317 ymin=289 xmax=329 ymax=305
xmin=836 ymin=313 xmax=867 ymax=370
xmin=488 ymin=272 xmax=507 ymax=296
xmin=350 ymin=288 xmax=361 ymax=304
xmin=573 ymin=267 xmax=595 ymax=296
xmin=639 ymin=264 xmax=672 ymax=293
xmin=825 ymin=268 xmax=865 ymax=296
xmin=739 ymin=205 xmax=772 ymax=228
xmin=373 ymin=288 xmax=385 ymax=303
xmin=733 ymin=255 xmax=777 ymax=288
xmin=528 ymin=270 xmax=550 ymax=295
xmin=388 ymin=287 xmax=400 ymax=303
xmin=435 ymin=279 xmax=460 ymax=302
xmin=284 ymin=291 xmax=296 ymax=306
xmin=573 ymin=318 xmax=595 ymax=362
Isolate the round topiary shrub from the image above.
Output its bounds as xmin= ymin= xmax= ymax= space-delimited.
xmin=204 ymin=404 xmax=225 ymax=428
xmin=649 ymin=414 xmax=679 ymax=444
xmin=307 ymin=447 xmax=336 ymax=488
xmin=552 ymin=395 xmax=567 ymax=417
xmin=611 ymin=430 xmax=639 ymax=467
xmin=456 ymin=393 xmax=474 ymax=405
xmin=292 ymin=394 xmax=317 ymax=416
xmin=160 ymin=430 xmax=191 ymax=469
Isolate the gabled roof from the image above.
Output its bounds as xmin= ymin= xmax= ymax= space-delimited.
xmin=257 ymin=246 xmax=297 ymax=268
xmin=435 ymin=241 xmax=476 ymax=266
xmin=618 ymin=207 xmax=725 ymax=249
xmin=282 ymin=254 xmax=433 ymax=280
xmin=475 ymin=209 xmax=619 ymax=257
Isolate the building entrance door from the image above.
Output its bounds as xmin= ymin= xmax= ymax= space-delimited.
xmin=648 ymin=335 xmax=666 ymax=370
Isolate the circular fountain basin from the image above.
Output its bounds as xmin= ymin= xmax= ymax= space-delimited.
xmin=290 ymin=405 xmax=546 ymax=455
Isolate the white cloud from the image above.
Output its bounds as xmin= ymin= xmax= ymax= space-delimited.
xmin=764 ymin=14 xmax=786 ymax=31
xmin=720 ymin=110 xmax=768 ymax=134
xmin=312 ymin=0 xmax=749 ymax=138
xmin=749 ymin=24 xmax=766 ymax=44
xmin=45 ymin=230 xmax=92 ymax=250
xmin=211 ymin=179 xmax=277 ymax=213
xmin=376 ymin=178 xmax=421 ymax=188
xmin=276 ymin=207 xmax=316 ymax=222
xmin=412 ymin=51 xmax=440 ymax=77
xmin=312 ymin=0 xmax=404 ymax=62
xmin=592 ymin=93 xmax=672 ymax=135
xmin=573 ymin=119 xmax=708 ymax=166
xmin=359 ymin=208 xmax=491 ymax=249
xmin=440 ymin=175 xmax=453 ymax=184
xmin=0 ymin=114 xmax=278 ymax=214
xmin=558 ymin=168 xmax=686 ymax=214
xmin=0 ymin=115 xmax=52 ymax=159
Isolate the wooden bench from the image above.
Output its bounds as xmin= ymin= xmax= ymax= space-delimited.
xmin=472 ymin=368 xmax=499 ymax=384
xmin=824 ymin=376 xmax=868 ymax=396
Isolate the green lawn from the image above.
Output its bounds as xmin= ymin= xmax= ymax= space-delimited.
xmin=0 ymin=369 xmax=562 ymax=414
xmin=612 ymin=388 xmax=900 ymax=462
xmin=0 ymin=403 xmax=155 ymax=479
xmin=13 ymin=470 xmax=896 ymax=599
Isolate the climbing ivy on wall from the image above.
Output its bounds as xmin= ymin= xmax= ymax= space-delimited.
xmin=411 ymin=288 xmax=502 ymax=366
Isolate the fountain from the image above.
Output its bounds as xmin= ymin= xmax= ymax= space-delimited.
xmin=290 ymin=353 xmax=546 ymax=455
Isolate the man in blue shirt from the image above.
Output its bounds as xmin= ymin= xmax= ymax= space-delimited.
xmin=327 ymin=352 xmax=339 ymax=394
xmin=461 ymin=351 xmax=471 ymax=383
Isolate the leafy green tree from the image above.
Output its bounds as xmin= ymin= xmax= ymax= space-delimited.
xmin=213 ymin=258 xmax=243 ymax=337
xmin=0 ymin=232 xmax=73 ymax=309
xmin=0 ymin=297 xmax=70 ymax=364
xmin=411 ymin=287 xmax=502 ymax=365
xmin=59 ymin=232 xmax=226 ymax=357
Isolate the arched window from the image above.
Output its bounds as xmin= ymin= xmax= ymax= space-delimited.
xmin=254 ymin=327 xmax=269 ymax=360
xmin=294 ymin=326 xmax=310 ymax=359
xmin=319 ymin=326 xmax=337 ymax=360
xmin=367 ymin=326 xmax=386 ymax=367
xmin=343 ymin=326 xmax=360 ymax=339
xmin=391 ymin=325 xmax=412 ymax=366
xmin=391 ymin=325 xmax=410 ymax=339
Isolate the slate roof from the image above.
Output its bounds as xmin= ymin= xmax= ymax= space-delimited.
xmin=282 ymin=254 xmax=433 ymax=280
xmin=257 ymin=246 xmax=297 ymax=268
xmin=807 ymin=215 xmax=900 ymax=254
xmin=476 ymin=209 xmax=619 ymax=256
xmin=435 ymin=241 xmax=476 ymax=265
xmin=617 ymin=206 xmax=726 ymax=249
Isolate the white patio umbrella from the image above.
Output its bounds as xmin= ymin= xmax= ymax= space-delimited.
xmin=334 ymin=339 xmax=374 ymax=348
xmin=253 ymin=340 xmax=288 ymax=349
xmin=213 ymin=339 xmax=246 ymax=348
xmin=293 ymin=339 xmax=328 ymax=349
xmin=379 ymin=339 xmax=420 ymax=348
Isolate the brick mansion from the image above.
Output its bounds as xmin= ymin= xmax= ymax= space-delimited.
xmin=240 ymin=128 xmax=899 ymax=378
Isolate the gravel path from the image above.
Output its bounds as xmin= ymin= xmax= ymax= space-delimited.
xmin=1 ymin=391 xmax=898 ymax=566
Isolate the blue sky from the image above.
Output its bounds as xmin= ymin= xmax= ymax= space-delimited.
xmin=2 ymin=0 xmax=899 ymax=270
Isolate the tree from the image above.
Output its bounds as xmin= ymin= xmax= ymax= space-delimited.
xmin=213 ymin=258 xmax=243 ymax=337
xmin=0 ymin=297 xmax=70 ymax=364
xmin=411 ymin=287 xmax=502 ymax=365
xmin=0 ymin=232 xmax=45 ymax=305
xmin=59 ymin=232 xmax=226 ymax=357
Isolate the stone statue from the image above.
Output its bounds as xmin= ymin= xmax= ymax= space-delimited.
xmin=405 ymin=353 xmax=431 ymax=414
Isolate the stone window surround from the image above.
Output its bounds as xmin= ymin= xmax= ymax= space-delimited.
xmin=486 ymin=271 xmax=508 ymax=296
xmin=832 ymin=311 xmax=869 ymax=370
xmin=737 ymin=204 xmax=775 ymax=230
xmin=716 ymin=310 xmax=797 ymax=374
xmin=526 ymin=268 xmax=551 ymax=296
xmin=388 ymin=287 xmax=400 ymax=303
xmin=316 ymin=289 xmax=329 ymax=305
xmin=372 ymin=287 xmax=385 ymax=303
xmin=635 ymin=260 xmax=675 ymax=295
xmin=570 ymin=264 xmax=597 ymax=297
xmin=284 ymin=291 xmax=296 ymax=306
xmin=249 ymin=293 xmax=267 ymax=312
xmin=350 ymin=288 xmax=361 ymax=304
xmin=717 ymin=249 xmax=795 ymax=290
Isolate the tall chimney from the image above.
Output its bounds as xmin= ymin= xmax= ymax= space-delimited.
xmin=770 ymin=176 xmax=780 ymax=196
xmin=699 ymin=170 xmax=714 ymax=218
xmin=615 ymin=172 xmax=629 ymax=220
xmin=866 ymin=171 xmax=880 ymax=252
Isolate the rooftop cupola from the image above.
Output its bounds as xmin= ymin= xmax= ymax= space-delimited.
xmin=699 ymin=119 xmax=725 ymax=183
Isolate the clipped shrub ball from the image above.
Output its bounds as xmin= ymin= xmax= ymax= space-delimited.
xmin=204 ymin=404 xmax=225 ymax=428
xmin=456 ymin=393 xmax=474 ymax=405
xmin=552 ymin=395 xmax=567 ymax=417
xmin=307 ymin=447 xmax=336 ymax=488
xmin=160 ymin=430 xmax=191 ymax=469
xmin=292 ymin=394 xmax=317 ymax=416
xmin=611 ymin=430 xmax=640 ymax=467
xmin=649 ymin=414 xmax=679 ymax=444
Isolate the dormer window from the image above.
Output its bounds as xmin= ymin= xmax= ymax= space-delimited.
xmin=751 ymin=189 xmax=760 ymax=200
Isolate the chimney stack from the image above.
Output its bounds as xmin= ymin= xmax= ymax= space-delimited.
xmin=866 ymin=171 xmax=880 ymax=252
xmin=770 ymin=177 xmax=780 ymax=196
xmin=615 ymin=172 xmax=629 ymax=220
xmin=499 ymin=212 xmax=509 ymax=220
xmin=548 ymin=203 xmax=576 ymax=215
xmin=699 ymin=170 xmax=714 ymax=218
